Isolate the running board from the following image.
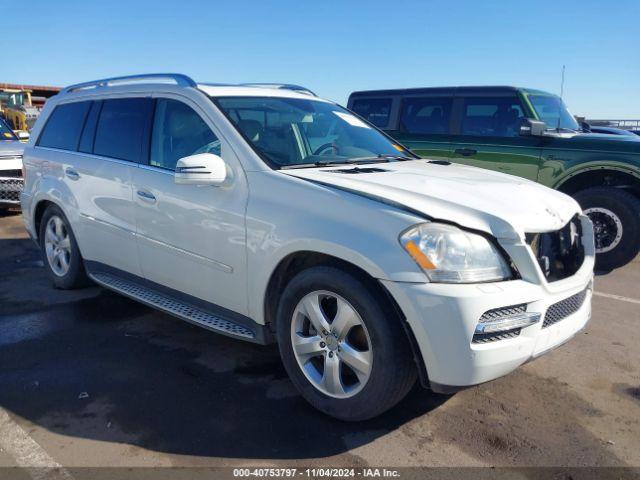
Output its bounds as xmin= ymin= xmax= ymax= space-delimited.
xmin=89 ymin=272 xmax=256 ymax=341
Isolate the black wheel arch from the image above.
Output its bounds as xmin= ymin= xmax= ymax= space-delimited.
xmin=556 ymin=167 xmax=640 ymax=198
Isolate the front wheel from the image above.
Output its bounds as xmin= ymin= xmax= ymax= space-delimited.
xmin=574 ymin=187 xmax=640 ymax=271
xmin=276 ymin=266 xmax=417 ymax=421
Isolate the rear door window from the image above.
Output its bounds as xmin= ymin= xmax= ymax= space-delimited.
xmin=350 ymin=98 xmax=392 ymax=128
xmin=38 ymin=101 xmax=91 ymax=151
xmin=460 ymin=96 xmax=525 ymax=137
xmin=399 ymin=97 xmax=452 ymax=135
xmin=93 ymin=98 xmax=152 ymax=162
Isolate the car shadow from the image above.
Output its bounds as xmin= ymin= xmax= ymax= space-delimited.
xmin=0 ymin=235 xmax=447 ymax=460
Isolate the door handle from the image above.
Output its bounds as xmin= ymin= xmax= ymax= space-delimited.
xmin=65 ymin=167 xmax=80 ymax=180
xmin=137 ymin=189 xmax=157 ymax=203
xmin=454 ymin=148 xmax=478 ymax=157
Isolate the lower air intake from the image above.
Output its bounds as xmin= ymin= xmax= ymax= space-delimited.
xmin=543 ymin=287 xmax=589 ymax=328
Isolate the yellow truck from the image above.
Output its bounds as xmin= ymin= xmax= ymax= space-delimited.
xmin=0 ymin=88 xmax=38 ymax=139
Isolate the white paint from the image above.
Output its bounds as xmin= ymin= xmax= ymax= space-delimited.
xmin=0 ymin=408 xmax=74 ymax=480
xmin=593 ymin=290 xmax=640 ymax=305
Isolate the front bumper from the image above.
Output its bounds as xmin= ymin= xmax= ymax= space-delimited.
xmin=384 ymin=275 xmax=592 ymax=389
xmin=382 ymin=215 xmax=595 ymax=390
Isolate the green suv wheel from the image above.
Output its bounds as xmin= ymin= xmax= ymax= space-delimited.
xmin=575 ymin=187 xmax=640 ymax=271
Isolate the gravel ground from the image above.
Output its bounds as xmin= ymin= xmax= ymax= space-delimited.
xmin=0 ymin=211 xmax=638 ymax=475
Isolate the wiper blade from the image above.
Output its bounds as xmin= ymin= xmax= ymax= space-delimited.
xmin=376 ymin=154 xmax=415 ymax=161
xmin=281 ymin=161 xmax=349 ymax=169
xmin=281 ymin=157 xmax=392 ymax=169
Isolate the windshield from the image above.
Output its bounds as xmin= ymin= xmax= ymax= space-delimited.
xmin=0 ymin=118 xmax=17 ymax=141
xmin=214 ymin=97 xmax=413 ymax=168
xmin=527 ymin=94 xmax=580 ymax=131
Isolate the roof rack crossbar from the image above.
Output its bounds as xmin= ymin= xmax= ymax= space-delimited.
xmin=62 ymin=73 xmax=197 ymax=94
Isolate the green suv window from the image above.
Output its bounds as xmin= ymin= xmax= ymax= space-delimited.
xmin=527 ymin=94 xmax=580 ymax=131
xmin=461 ymin=97 xmax=524 ymax=137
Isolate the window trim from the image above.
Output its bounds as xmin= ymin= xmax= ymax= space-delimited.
xmin=77 ymin=100 xmax=103 ymax=154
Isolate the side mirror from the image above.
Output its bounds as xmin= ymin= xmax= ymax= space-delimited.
xmin=17 ymin=131 xmax=30 ymax=141
xmin=519 ymin=118 xmax=546 ymax=137
xmin=175 ymin=153 xmax=228 ymax=186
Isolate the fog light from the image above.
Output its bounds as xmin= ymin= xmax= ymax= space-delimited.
xmin=475 ymin=312 xmax=541 ymax=334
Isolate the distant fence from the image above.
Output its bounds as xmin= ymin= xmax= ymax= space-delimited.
xmin=586 ymin=119 xmax=640 ymax=130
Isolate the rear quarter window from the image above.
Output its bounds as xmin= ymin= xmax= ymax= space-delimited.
xmin=93 ymin=98 xmax=152 ymax=162
xmin=38 ymin=101 xmax=91 ymax=151
xmin=350 ymin=98 xmax=392 ymax=128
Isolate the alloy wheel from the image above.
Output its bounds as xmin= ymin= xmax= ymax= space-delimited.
xmin=290 ymin=290 xmax=373 ymax=399
xmin=44 ymin=215 xmax=72 ymax=277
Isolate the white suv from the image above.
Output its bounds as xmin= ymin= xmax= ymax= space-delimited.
xmin=21 ymin=74 xmax=595 ymax=420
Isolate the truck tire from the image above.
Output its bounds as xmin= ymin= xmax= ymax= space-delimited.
xmin=276 ymin=266 xmax=417 ymax=421
xmin=39 ymin=204 xmax=90 ymax=289
xmin=574 ymin=187 xmax=640 ymax=271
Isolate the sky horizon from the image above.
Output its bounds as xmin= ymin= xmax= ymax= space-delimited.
xmin=4 ymin=0 xmax=639 ymax=120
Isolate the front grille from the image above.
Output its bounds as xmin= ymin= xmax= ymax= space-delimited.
xmin=543 ymin=287 xmax=589 ymax=328
xmin=473 ymin=304 xmax=527 ymax=343
xmin=0 ymin=177 xmax=23 ymax=203
xmin=526 ymin=215 xmax=585 ymax=282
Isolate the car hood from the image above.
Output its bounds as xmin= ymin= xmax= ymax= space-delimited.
xmin=282 ymin=160 xmax=581 ymax=240
xmin=0 ymin=140 xmax=25 ymax=157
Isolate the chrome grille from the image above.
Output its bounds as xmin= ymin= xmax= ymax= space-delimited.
xmin=543 ymin=287 xmax=589 ymax=328
xmin=0 ymin=177 xmax=23 ymax=204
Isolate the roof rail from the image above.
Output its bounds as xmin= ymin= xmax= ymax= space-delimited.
xmin=62 ymin=73 xmax=197 ymax=94
xmin=238 ymin=83 xmax=317 ymax=96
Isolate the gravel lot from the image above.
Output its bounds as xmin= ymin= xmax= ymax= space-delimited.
xmin=0 ymin=211 xmax=639 ymax=474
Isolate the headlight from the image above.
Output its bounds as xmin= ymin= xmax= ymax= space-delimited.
xmin=399 ymin=223 xmax=512 ymax=283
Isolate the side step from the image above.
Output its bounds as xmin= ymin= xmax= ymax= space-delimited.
xmin=89 ymin=272 xmax=256 ymax=341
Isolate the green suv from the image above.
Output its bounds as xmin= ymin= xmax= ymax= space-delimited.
xmin=347 ymin=86 xmax=640 ymax=270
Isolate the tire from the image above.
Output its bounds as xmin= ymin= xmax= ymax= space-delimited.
xmin=39 ymin=204 xmax=90 ymax=289
xmin=574 ymin=187 xmax=640 ymax=271
xmin=276 ymin=266 xmax=417 ymax=421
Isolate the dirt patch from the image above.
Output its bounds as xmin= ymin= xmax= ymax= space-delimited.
xmin=427 ymin=371 xmax=626 ymax=466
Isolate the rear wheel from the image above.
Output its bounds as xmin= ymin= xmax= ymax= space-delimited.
xmin=276 ymin=266 xmax=417 ymax=421
xmin=39 ymin=204 xmax=90 ymax=289
xmin=574 ymin=187 xmax=640 ymax=270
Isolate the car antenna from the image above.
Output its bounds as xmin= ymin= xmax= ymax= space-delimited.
xmin=557 ymin=65 xmax=565 ymax=132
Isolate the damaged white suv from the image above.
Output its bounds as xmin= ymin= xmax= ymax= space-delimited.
xmin=21 ymin=74 xmax=595 ymax=420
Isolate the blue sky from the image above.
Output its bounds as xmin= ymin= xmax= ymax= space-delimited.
xmin=5 ymin=0 xmax=639 ymax=119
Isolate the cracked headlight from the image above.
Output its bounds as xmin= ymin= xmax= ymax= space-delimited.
xmin=400 ymin=223 xmax=512 ymax=283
